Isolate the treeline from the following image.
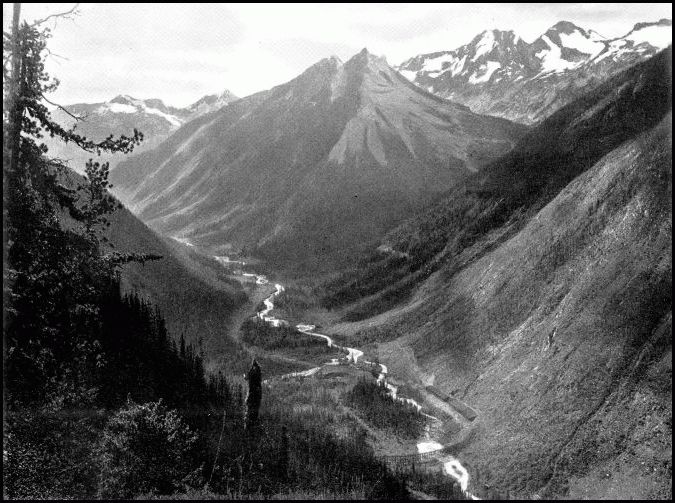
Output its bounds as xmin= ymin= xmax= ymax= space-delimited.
xmin=345 ymin=377 xmax=426 ymax=440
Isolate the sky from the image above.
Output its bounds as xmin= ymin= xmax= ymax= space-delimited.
xmin=3 ymin=3 xmax=672 ymax=107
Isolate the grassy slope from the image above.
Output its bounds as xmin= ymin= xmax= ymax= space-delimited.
xmin=323 ymin=49 xmax=672 ymax=498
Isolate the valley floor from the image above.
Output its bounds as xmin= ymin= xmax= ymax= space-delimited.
xmin=206 ymin=255 xmax=484 ymax=498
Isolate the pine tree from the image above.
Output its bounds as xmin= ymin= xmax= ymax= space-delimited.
xmin=244 ymin=359 xmax=262 ymax=432
xmin=3 ymin=3 xmax=144 ymax=406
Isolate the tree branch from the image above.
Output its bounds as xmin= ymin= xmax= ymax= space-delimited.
xmin=40 ymin=94 xmax=85 ymax=121
xmin=44 ymin=47 xmax=70 ymax=62
xmin=29 ymin=3 xmax=80 ymax=28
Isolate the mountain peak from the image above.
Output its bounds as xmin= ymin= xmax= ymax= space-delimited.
xmin=483 ymin=28 xmax=516 ymax=37
xmin=346 ymin=48 xmax=388 ymax=70
xmin=548 ymin=20 xmax=586 ymax=34
xmin=203 ymin=89 xmax=238 ymax=102
xmin=110 ymin=94 xmax=136 ymax=105
xmin=144 ymin=98 xmax=168 ymax=111
xmin=110 ymin=42 xmax=527 ymax=271
xmin=633 ymin=18 xmax=672 ymax=31
xmin=185 ymin=89 xmax=238 ymax=116
xmin=471 ymin=29 xmax=496 ymax=44
xmin=396 ymin=19 xmax=670 ymax=124
xmin=350 ymin=47 xmax=385 ymax=62
xmin=316 ymin=55 xmax=343 ymax=69
xmin=618 ymin=18 xmax=672 ymax=50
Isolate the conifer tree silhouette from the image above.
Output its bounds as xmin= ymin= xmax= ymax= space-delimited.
xmin=244 ymin=359 xmax=262 ymax=432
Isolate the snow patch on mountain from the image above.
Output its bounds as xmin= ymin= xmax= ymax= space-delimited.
xmin=559 ymin=30 xmax=605 ymax=57
xmin=99 ymin=102 xmax=137 ymax=114
xmin=595 ymin=21 xmax=671 ymax=63
xmin=185 ymin=90 xmax=239 ymax=117
xmin=144 ymin=106 xmax=182 ymax=126
xmin=624 ymin=24 xmax=672 ymax=49
xmin=95 ymin=96 xmax=183 ymax=126
xmin=399 ymin=69 xmax=417 ymax=81
xmin=451 ymin=55 xmax=468 ymax=76
xmin=473 ymin=30 xmax=495 ymax=61
xmin=469 ymin=61 xmax=501 ymax=84
xmin=536 ymin=35 xmax=579 ymax=74
xmin=423 ymin=53 xmax=457 ymax=72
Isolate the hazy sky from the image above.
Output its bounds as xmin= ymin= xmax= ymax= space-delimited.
xmin=4 ymin=3 xmax=672 ymax=107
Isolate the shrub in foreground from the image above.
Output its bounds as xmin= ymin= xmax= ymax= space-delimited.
xmin=97 ymin=400 xmax=199 ymax=498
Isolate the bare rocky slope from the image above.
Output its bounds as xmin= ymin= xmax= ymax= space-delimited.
xmin=326 ymin=49 xmax=672 ymax=498
xmin=397 ymin=19 xmax=671 ymax=125
xmin=110 ymin=49 xmax=527 ymax=272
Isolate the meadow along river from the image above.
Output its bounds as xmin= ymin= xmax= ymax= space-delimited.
xmin=210 ymin=249 xmax=479 ymax=498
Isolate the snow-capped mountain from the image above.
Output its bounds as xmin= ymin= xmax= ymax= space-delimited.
xmin=110 ymin=49 xmax=527 ymax=271
xmin=184 ymin=90 xmax=240 ymax=120
xmin=397 ymin=19 xmax=671 ymax=124
xmin=45 ymin=91 xmax=238 ymax=174
xmin=398 ymin=29 xmax=533 ymax=87
xmin=96 ymin=95 xmax=185 ymax=126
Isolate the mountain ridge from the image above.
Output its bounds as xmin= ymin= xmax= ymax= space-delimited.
xmin=111 ymin=48 xmax=527 ymax=272
xmin=397 ymin=18 xmax=672 ymax=124
xmin=44 ymin=89 xmax=239 ymax=176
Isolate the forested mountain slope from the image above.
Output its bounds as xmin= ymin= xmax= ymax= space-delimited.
xmin=58 ymin=168 xmax=247 ymax=370
xmin=325 ymin=48 xmax=672 ymax=499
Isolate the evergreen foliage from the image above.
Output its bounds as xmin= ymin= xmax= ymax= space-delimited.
xmin=3 ymin=7 xmax=143 ymax=407
xmin=97 ymin=400 xmax=199 ymax=499
xmin=244 ymin=359 xmax=262 ymax=432
xmin=345 ymin=377 xmax=426 ymax=439
xmin=240 ymin=317 xmax=329 ymax=350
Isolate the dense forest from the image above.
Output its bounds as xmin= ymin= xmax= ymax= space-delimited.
xmin=241 ymin=318 xmax=329 ymax=351
xmin=345 ymin=378 xmax=426 ymax=440
xmin=3 ymin=6 xmax=466 ymax=499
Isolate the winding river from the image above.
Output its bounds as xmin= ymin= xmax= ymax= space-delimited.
xmin=206 ymin=248 xmax=479 ymax=498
